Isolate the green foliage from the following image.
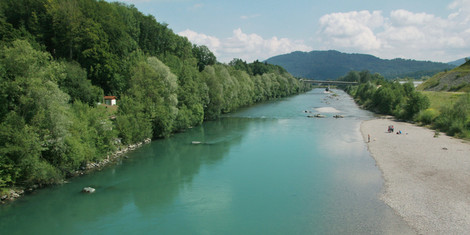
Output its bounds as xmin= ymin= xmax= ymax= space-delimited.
xmin=0 ymin=112 xmax=61 ymax=186
xmin=58 ymin=61 xmax=103 ymax=105
xmin=0 ymin=156 xmax=16 ymax=187
xmin=0 ymin=40 xmax=120 ymax=187
xmin=201 ymin=65 xmax=224 ymax=119
xmin=372 ymin=86 xmax=397 ymax=114
xmin=433 ymin=94 xmax=470 ymax=138
xmin=70 ymin=101 xmax=117 ymax=159
xmin=201 ymin=63 xmax=309 ymax=120
xmin=402 ymin=91 xmax=430 ymax=120
xmin=416 ymin=108 xmax=439 ymax=125
xmin=116 ymin=95 xmax=152 ymax=145
xmin=346 ymin=71 xmax=429 ymax=121
xmin=192 ymin=45 xmax=216 ymax=72
xmin=229 ymin=58 xmax=287 ymax=76
xmin=127 ymin=57 xmax=179 ymax=138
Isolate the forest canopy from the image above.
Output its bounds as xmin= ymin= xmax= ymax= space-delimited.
xmin=0 ymin=0 xmax=311 ymax=189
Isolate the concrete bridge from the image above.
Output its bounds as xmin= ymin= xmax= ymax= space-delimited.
xmin=300 ymin=79 xmax=358 ymax=85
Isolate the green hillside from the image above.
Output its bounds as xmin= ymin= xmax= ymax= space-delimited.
xmin=265 ymin=50 xmax=455 ymax=80
xmin=417 ymin=60 xmax=470 ymax=92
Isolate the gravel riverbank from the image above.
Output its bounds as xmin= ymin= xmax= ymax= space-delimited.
xmin=361 ymin=117 xmax=470 ymax=234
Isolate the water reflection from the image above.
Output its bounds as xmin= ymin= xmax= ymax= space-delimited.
xmin=130 ymin=118 xmax=253 ymax=214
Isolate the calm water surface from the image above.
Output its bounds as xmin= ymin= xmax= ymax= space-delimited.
xmin=0 ymin=89 xmax=413 ymax=234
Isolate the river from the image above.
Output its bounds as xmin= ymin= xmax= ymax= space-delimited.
xmin=0 ymin=89 xmax=413 ymax=234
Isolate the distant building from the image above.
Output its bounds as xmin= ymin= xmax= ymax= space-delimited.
xmin=104 ymin=96 xmax=117 ymax=106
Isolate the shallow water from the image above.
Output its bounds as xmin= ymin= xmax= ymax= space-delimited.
xmin=0 ymin=89 xmax=413 ymax=234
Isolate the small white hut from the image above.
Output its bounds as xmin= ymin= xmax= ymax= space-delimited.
xmin=104 ymin=96 xmax=117 ymax=106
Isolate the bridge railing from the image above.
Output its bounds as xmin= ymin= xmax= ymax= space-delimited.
xmin=300 ymin=79 xmax=358 ymax=85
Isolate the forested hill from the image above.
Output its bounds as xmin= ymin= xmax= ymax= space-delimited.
xmin=0 ymin=0 xmax=310 ymax=190
xmin=265 ymin=50 xmax=455 ymax=80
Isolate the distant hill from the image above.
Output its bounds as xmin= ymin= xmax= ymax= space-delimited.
xmin=448 ymin=58 xmax=469 ymax=66
xmin=265 ymin=50 xmax=455 ymax=80
xmin=417 ymin=60 xmax=470 ymax=92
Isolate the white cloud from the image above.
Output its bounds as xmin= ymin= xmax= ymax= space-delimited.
xmin=317 ymin=1 xmax=470 ymax=62
xmin=179 ymin=28 xmax=312 ymax=63
xmin=448 ymin=0 xmax=470 ymax=24
xmin=189 ymin=3 xmax=203 ymax=11
xmin=389 ymin=10 xmax=441 ymax=26
xmin=179 ymin=29 xmax=221 ymax=49
xmin=318 ymin=11 xmax=383 ymax=50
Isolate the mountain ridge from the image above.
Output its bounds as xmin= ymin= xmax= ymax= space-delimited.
xmin=265 ymin=50 xmax=455 ymax=80
xmin=448 ymin=58 xmax=469 ymax=66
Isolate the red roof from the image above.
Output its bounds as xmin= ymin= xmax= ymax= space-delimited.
xmin=104 ymin=96 xmax=117 ymax=100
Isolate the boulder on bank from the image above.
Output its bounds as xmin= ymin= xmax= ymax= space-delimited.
xmin=82 ymin=187 xmax=96 ymax=193
xmin=1 ymin=189 xmax=25 ymax=203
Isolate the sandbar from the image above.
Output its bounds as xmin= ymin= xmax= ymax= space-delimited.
xmin=361 ymin=117 xmax=470 ymax=234
xmin=314 ymin=107 xmax=341 ymax=113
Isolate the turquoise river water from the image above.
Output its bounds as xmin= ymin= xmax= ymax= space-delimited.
xmin=0 ymin=89 xmax=414 ymax=234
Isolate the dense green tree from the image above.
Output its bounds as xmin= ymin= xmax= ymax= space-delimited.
xmin=192 ymin=45 xmax=216 ymax=72
xmin=69 ymin=101 xmax=116 ymax=160
xmin=0 ymin=40 xmax=121 ymax=186
xmin=173 ymin=58 xmax=206 ymax=129
xmin=201 ymin=65 xmax=224 ymax=119
xmin=127 ymin=57 xmax=179 ymax=137
xmin=58 ymin=61 xmax=103 ymax=105
xmin=0 ymin=40 xmax=70 ymax=185
xmin=115 ymin=95 xmax=152 ymax=145
xmin=372 ymin=86 xmax=397 ymax=114
xmin=0 ymin=112 xmax=61 ymax=186
xmin=402 ymin=91 xmax=430 ymax=120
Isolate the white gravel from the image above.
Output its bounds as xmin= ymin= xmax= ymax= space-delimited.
xmin=361 ymin=117 xmax=470 ymax=234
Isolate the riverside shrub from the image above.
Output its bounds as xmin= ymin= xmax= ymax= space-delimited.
xmin=417 ymin=108 xmax=439 ymax=125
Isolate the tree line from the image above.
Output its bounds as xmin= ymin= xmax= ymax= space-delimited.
xmin=341 ymin=71 xmax=470 ymax=139
xmin=0 ymin=0 xmax=310 ymax=190
xmin=340 ymin=70 xmax=430 ymax=120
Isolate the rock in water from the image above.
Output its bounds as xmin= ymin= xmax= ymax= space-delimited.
xmin=82 ymin=187 xmax=96 ymax=193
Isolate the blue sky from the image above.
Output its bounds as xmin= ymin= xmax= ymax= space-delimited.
xmin=115 ymin=0 xmax=470 ymax=63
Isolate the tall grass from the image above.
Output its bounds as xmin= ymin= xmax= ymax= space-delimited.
xmin=421 ymin=91 xmax=463 ymax=110
xmin=421 ymin=92 xmax=470 ymax=139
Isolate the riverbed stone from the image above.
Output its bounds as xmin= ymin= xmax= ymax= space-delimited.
xmin=9 ymin=190 xmax=20 ymax=198
xmin=82 ymin=187 xmax=96 ymax=193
